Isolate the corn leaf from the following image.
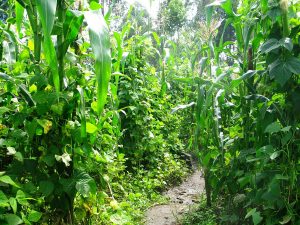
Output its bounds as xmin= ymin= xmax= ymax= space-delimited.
xmin=77 ymin=87 xmax=86 ymax=139
xmin=63 ymin=10 xmax=84 ymax=56
xmin=85 ymin=10 xmax=111 ymax=116
xmin=36 ymin=0 xmax=60 ymax=92
xmin=15 ymin=1 xmax=24 ymax=36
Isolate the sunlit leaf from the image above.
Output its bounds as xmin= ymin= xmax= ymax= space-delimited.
xmin=9 ymin=198 xmax=17 ymax=214
xmin=63 ymin=10 xmax=84 ymax=56
xmin=15 ymin=1 xmax=24 ymax=36
xmin=36 ymin=0 xmax=60 ymax=92
xmin=16 ymin=190 xmax=28 ymax=205
xmin=86 ymin=122 xmax=98 ymax=134
xmin=85 ymin=10 xmax=111 ymax=116
xmin=28 ymin=210 xmax=42 ymax=222
xmin=0 ymin=175 xmax=20 ymax=188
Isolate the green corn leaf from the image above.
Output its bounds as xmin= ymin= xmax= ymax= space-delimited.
xmin=35 ymin=0 xmax=56 ymax=35
xmin=171 ymin=102 xmax=196 ymax=114
xmin=2 ymin=30 xmax=17 ymax=65
xmin=63 ymin=10 xmax=84 ymax=56
xmin=77 ymin=87 xmax=86 ymax=139
xmin=15 ymin=1 xmax=24 ymax=36
xmin=36 ymin=0 xmax=60 ymax=92
xmin=231 ymin=70 xmax=256 ymax=88
xmin=85 ymin=10 xmax=111 ymax=116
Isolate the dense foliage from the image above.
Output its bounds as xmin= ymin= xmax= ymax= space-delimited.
xmin=178 ymin=0 xmax=300 ymax=224
xmin=1 ymin=0 xmax=300 ymax=225
xmin=0 ymin=1 xmax=190 ymax=224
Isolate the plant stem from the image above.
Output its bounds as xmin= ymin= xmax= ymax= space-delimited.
xmin=57 ymin=0 xmax=66 ymax=91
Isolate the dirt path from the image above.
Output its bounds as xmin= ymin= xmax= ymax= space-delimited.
xmin=144 ymin=169 xmax=205 ymax=225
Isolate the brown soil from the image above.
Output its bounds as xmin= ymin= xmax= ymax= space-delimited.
xmin=144 ymin=169 xmax=205 ymax=225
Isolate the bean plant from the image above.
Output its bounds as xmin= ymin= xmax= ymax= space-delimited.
xmin=175 ymin=0 xmax=300 ymax=224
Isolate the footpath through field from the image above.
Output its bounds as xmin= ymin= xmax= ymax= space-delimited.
xmin=144 ymin=168 xmax=205 ymax=225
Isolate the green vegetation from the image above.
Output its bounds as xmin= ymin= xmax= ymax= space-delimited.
xmin=1 ymin=0 xmax=300 ymax=224
xmin=182 ymin=195 xmax=218 ymax=225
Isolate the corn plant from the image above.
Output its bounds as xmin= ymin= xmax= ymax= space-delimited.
xmin=0 ymin=0 xmax=111 ymax=223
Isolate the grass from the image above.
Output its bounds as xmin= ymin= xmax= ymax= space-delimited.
xmin=181 ymin=195 xmax=219 ymax=225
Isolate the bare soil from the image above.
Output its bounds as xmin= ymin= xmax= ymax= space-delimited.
xmin=144 ymin=169 xmax=205 ymax=225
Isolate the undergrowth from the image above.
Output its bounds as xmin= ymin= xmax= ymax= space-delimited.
xmin=181 ymin=195 xmax=219 ymax=225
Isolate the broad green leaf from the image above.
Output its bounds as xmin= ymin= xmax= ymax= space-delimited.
xmin=262 ymin=179 xmax=281 ymax=203
xmin=269 ymin=59 xmax=292 ymax=86
xmin=260 ymin=38 xmax=281 ymax=53
xmin=221 ymin=0 xmax=234 ymax=17
xmin=39 ymin=181 xmax=54 ymax=197
xmin=63 ymin=10 xmax=84 ymax=56
xmin=85 ymin=10 xmax=111 ymax=116
xmin=245 ymin=208 xmax=263 ymax=225
xmin=86 ymin=122 xmax=98 ymax=134
xmin=281 ymin=126 xmax=291 ymax=132
xmin=279 ymin=38 xmax=293 ymax=52
xmin=0 ymin=191 xmax=9 ymax=207
xmin=285 ymin=57 xmax=300 ymax=74
xmin=261 ymin=38 xmax=292 ymax=53
xmin=75 ymin=172 xmax=97 ymax=197
xmin=90 ymin=1 xmax=102 ymax=10
xmin=36 ymin=0 xmax=60 ymax=92
xmin=37 ymin=119 xmax=53 ymax=134
xmin=0 ymin=176 xmax=20 ymax=188
xmin=110 ymin=212 xmax=131 ymax=225
xmin=9 ymin=198 xmax=17 ymax=214
xmin=0 ymin=107 xmax=10 ymax=115
xmin=4 ymin=214 xmax=23 ymax=225
xmin=281 ymin=132 xmax=292 ymax=145
xmin=16 ymin=190 xmax=28 ymax=205
xmin=252 ymin=212 xmax=263 ymax=225
xmin=28 ymin=210 xmax=42 ymax=222
xmin=264 ymin=122 xmax=281 ymax=134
